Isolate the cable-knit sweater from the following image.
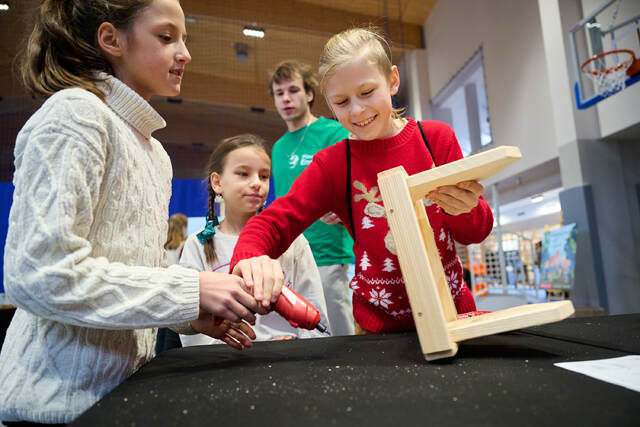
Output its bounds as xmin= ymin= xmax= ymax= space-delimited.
xmin=230 ymin=119 xmax=493 ymax=333
xmin=0 ymin=76 xmax=200 ymax=424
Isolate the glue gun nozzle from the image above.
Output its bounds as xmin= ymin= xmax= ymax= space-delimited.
xmin=316 ymin=322 xmax=330 ymax=335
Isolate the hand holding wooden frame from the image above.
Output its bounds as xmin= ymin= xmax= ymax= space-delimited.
xmin=377 ymin=146 xmax=574 ymax=361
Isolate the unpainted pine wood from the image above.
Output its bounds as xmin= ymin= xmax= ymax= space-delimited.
xmin=447 ymin=300 xmax=575 ymax=342
xmin=407 ymin=146 xmax=522 ymax=202
xmin=378 ymin=167 xmax=457 ymax=358
xmin=414 ymin=199 xmax=457 ymax=322
xmin=378 ymin=146 xmax=575 ymax=361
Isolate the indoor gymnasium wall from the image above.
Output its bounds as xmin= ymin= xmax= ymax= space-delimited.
xmin=422 ymin=0 xmax=559 ymax=186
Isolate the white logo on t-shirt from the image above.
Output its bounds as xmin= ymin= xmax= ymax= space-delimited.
xmin=288 ymin=154 xmax=299 ymax=168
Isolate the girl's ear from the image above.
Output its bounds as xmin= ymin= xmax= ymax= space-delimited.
xmin=389 ymin=65 xmax=400 ymax=96
xmin=97 ymin=22 xmax=123 ymax=58
xmin=210 ymin=172 xmax=222 ymax=195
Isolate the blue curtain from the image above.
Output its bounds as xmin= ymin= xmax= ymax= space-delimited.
xmin=1 ymin=182 xmax=14 ymax=294
xmin=169 ymin=178 xmax=209 ymax=217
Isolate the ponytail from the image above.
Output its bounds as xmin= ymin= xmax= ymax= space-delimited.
xmin=18 ymin=0 xmax=152 ymax=100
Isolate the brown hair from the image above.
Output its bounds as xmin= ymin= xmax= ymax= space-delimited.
xmin=318 ymin=26 xmax=405 ymax=118
xmin=18 ymin=0 xmax=153 ymax=100
xmin=268 ymin=60 xmax=318 ymax=108
xmin=164 ymin=213 xmax=188 ymax=250
xmin=202 ymin=134 xmax=270 ymax=265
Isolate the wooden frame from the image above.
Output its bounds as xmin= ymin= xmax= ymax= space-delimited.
xmin=377 ymin=146 xmax=575 ymax=361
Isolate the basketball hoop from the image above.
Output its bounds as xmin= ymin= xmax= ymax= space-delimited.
xmin=581 ymin=49 xmax=638 ymax=97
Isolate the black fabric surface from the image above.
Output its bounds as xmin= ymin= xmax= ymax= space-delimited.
xmin=70 ymin=315 xmax=639 ymax=427
xmin=155 ymin=327 xmax=182 ymax=355
xmin=522 ymin=314 xmax=640 ymax=353
xmin=0 ymin=307 xmax=16 ymax=350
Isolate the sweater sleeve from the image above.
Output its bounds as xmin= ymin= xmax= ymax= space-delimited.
xmin=424 ymin=120 xmax=494 ymax=244
xmin=230 ymin=148 xmax=345 ymax=272
xmin=4 ymin=96 xmax=199 ymax=329
xmin=286 ymin=236 xmax=330 ymax=338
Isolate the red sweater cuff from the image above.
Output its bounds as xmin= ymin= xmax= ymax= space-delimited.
xmin=454 ymin=285 xmax=477 ymax=313
xmin=229 ymin=250 xmax=261 ymax=274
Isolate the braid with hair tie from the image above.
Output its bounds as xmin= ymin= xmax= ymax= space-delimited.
xmin=200 ymin=185 xmax=219 ymax=265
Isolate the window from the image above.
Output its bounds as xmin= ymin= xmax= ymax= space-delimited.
xmin=430 ymin=48 xmax=493 ymax=157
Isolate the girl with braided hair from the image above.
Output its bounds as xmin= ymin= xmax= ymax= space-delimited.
xmin=179 ymin=134 xmax=330 ymax=344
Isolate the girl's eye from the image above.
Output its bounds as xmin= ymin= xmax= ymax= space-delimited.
xmin=159 ymin=35 xmax=172 ymax=42
xmin=335 ymin=99 xmax=348 ymax=106
xmin=362 ymin=89 xmax=373 ymax=96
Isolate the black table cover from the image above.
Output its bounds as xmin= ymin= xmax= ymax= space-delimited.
xmin=71 ymin=315 xmax=639 ymax=427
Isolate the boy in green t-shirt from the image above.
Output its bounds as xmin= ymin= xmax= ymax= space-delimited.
xmin=269 ymin=60 xmax=355 ymax=336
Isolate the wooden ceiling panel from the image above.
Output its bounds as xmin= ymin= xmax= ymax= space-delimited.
xmin=297 ymin=0 xmax=438 ymax=26
xmin=0 ymin=0 xmax=438 ymax=180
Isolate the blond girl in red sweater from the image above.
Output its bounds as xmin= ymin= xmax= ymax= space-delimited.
xmin=231 ymin=27 xmax=493 ymax=333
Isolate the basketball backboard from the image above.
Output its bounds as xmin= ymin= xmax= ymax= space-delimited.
xmin=569 ymin=0 xmax=640 ymax=109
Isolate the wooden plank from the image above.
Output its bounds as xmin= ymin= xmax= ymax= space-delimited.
xmin=407 ymin=146 xmax=522 ymax=202
xmin=414 ymin=199 xmax=457 ymax=322
xmin=447 ymin=300 xmax=575 ymax=342
xmin=378 ymin=167 xmax=457 ymax=358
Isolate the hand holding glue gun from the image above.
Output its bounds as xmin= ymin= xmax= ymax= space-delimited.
xmin=228 ymin=255 xmax=330 ymax=334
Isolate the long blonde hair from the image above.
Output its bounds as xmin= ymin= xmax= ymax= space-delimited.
xmin=164 ymin=213 xmax=187 ymax=250
xmin=318 ymin=26 xmax=405 ymax=118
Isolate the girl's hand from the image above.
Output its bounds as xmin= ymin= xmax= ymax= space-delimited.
xmin=320 ymin=212 xmax=342 ymax=225
xmin=232 ymin=256 xmax=284 ymax=309
xmin=425 ymin=180 xmax=484 ymax=216
xmin=198 ymin=271 xmax=263 ymax=322
xmin=191 ymin=310 xmax=256 ymax=350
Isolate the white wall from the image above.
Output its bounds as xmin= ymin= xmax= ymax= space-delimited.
xmin=423 ymin=0 xmax=560 ymax=185
xmin=399 ymin=49 xmax=431 ymax=122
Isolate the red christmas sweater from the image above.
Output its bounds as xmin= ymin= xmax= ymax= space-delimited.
xmin=230 ymin=119 xmax=493 ymax=333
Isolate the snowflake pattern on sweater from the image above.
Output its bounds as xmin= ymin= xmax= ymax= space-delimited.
xmin=350 ymin=179 xmax=467 ymax=320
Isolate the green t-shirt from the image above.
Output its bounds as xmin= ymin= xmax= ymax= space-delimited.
xmin=272 ymin=117 xmax=354 ymax=266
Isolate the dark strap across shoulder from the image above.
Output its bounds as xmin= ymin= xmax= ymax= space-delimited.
xmin=346 ymin=140 xmax=355 ymax=238
xmin=346 ymin=121 xmax=435 ymax=240
xmin=417 ymin=121 xmax=435 ymax=165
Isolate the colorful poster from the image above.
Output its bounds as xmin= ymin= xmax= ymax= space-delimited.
xmin=540 ymin=223 xmax=577 ymax=290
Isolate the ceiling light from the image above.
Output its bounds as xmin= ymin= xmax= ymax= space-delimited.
xmin=0 ymin=2 xmax=10 ymax=11
xmin=243 ymin=27 xmax=264 ymax=38
xmin=531 ymin=194 xmax=544 ymax=203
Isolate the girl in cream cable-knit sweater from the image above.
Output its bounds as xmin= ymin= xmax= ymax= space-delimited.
xmin=0 ymin=1 xmax=266 ymax=424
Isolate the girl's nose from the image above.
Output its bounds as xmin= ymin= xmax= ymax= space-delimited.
xmin=177 ymin=43 xmax=191 ymax=64
xmin=350 ymin=101 xmax=365 ymax=116
xmin=249 ymin=174 xmax=261 ymax=188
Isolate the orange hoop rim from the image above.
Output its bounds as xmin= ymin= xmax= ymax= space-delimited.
xmin=581 ymin=49 xmax=636 ymax=76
